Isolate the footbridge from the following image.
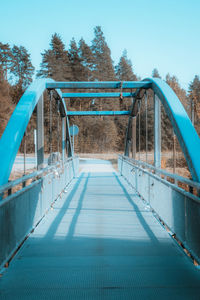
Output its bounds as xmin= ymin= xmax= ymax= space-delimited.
xmin=0 ymin=79 xmax=200 ymax=299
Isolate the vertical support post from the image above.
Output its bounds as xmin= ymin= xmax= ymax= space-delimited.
xmin=173 ymin=133 xmax=176 ymax=173
xmin=34 ymin=129 xmax=37 ymax=168
xmin=37 ymin=94 xmax=44 ymax=170
xmin=154 ymin=93 xmax=161 ymax=168
xmin=57 ymin=101 xmax=60 ymax=153
xmin=49 ymin=91 xmax=53 ymax=156
xmin=66 ymin=117 xmax=73 ymax=157
xmin=138 ymin=109 xmax=141 ymax=160
xmin=23 ymin=131 xmax=26 ymax=176
xmin=145 ymin=92 xmax=148 ymax=163
xmin=22 ymin=131 xmax=27 ymax=188
xmin=124 ymin=116 xmax=132 ymax=157
xmin=62 ymin=117 xmax=66 ymax=162
xmin=132 ymin=117 xmax=136 ymax=159
xmin=73 ymin=125 xmax=75 ymax=151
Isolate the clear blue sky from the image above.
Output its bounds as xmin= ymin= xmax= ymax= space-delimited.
xmin=1 ymin=0 xmax=200 ymax=90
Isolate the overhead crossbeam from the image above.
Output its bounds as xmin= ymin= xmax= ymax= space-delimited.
xmin=46 ymin=81 xmax=151 ymax=89
xmin=62 ymin=92 xmax=134 ymax=98
xmin=67 ymin=111 xmax=130 ymax=116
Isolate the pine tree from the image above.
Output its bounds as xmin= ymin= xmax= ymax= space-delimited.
xmin=91 ymin=26 xmax=116 ymax=81
xmin=188 ymin=75 xmax=200 ymax=129
xmin=188 ymin=75 xmax=200 ymax=110
xmin=165 ymin=73 xmax=188 ymax=110
xmin=114 ymin=50 xmax=137 ymax=145
xmin=0 ymin=72 xmax=14 ymax=137
xmin=0 ymin=42 xmax=12 ymax=81
xmin=68 ymin=38 xmax=85 ymax=81
xmin=10 ymin=45 xmax=34 ymax=89
xmin=166 ymin=73 xmax=179 ymax=91
xmin=115 ymin=50 xmax=137 ymax=81
xmin=37 ymin=33 xmax=72 ymax=81
xmin=163 ymin=74 xmax=188 ymax=150
xmin=152 ymin=68 xmax=161 ymax=78
xmin=85 ymin=27 xmax=117 ymax=152
xmin=78 ymin=38 xmax=94 ymax=81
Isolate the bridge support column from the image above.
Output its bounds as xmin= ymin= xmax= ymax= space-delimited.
xmin=132 ymin=117 xmax=136 ymax=159
xmin=124 ymin=117 xmax=131 ymax=157
xmin=154 ymin=93 xmax=161 ymax=168
xmin=36 ymin=94 xmax=44 ymax=170
xmin=62 ymin=117 xmax=66 ymax=162
xmin=66 ymin=117 xmax=73 ymax=157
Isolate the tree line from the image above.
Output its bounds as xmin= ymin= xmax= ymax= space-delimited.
xmin=0 ymin=26 xmax=200 ymax=153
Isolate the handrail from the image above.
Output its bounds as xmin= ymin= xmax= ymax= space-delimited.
xmin=144 ymin=78 xmax=200 ymax=182
xmin=119 ymin=155 xmax=200 ymax=191
xmin=0 ymin=156 xmax=75 ymax=195
xmin=0 ymin=78 xmax=68 ymax=187
xmin=119 ymin=155 xmax=200 ymax=204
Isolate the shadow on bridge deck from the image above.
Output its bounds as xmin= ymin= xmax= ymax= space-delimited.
xmin=0 ymin=159 xmax=200 ymax=299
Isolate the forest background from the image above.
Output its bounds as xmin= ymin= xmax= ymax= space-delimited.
xmin=0 ymin=26 xmax=200 ymax=154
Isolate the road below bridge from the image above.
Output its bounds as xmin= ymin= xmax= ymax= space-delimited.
xmin=0 ymin=159 xmax=200 ymax=299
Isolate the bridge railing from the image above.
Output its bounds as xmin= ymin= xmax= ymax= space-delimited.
xmin=118 ymin=155 xmax=200 ymax=264
xmin=0 ymin=156 xmax=79 ymax=271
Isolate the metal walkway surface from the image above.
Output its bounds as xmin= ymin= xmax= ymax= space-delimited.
xmin=0 ymin=159 xmax=200 ymax=299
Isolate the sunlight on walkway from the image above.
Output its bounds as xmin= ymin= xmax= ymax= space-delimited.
xmin=79 ymin=158 xmax=116 ymax=173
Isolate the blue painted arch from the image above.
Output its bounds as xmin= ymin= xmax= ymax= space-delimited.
xmin=0 ymin=78 xmax=67 ymax=187
xmin=145 ymin=77 xmax=200 ymax=182
xmin=0 ymin=78 xmax=200 ymax=186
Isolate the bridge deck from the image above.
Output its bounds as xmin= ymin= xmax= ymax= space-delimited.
xmin=0 ymin=159 xmax=200 ymax=299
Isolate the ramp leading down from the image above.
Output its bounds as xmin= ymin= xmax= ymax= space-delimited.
xmin=0 ymin=159 xmax=200 ymax=299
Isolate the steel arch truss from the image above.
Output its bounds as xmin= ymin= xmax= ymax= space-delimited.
xmin=0 ymin=78 xmax=73 ymax=186
xmin=0 ymin=78 xmax=200 ymax=186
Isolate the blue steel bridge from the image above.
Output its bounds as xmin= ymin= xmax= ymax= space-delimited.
xmin=0 ymin=78 xmax=200 ymax=299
